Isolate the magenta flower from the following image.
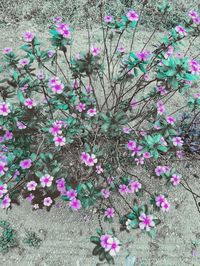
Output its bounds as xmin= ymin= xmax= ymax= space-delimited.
xmin=3 ymin=47 xmax=12 ymax=54
xmin=155 ymin=165 xmax=170 ymax=176
xmin=54 ymin=135 xmax=66 ymax=146
xmin=69 ymin=198 xmax=82 ymax=210
xmin=49 ymin=123 xmax=62 ymax=136
xmin=188 ymin=60 xmax=200 ymax=75
xmin=139 ymin=213 xmax=155 ymax=231
xmin=20 ymin=159 xmax=32 ymax=169
xmin=0 ymin=102 xmax=11 ymax=116
xmin=27 ymin=181 xmax=37 ymax=191
xmin=161 ymin=200 xmax=170 ymax=212
xmin=105 ymin=237 xmax=121 ymax=257
xmin=0 ymin=183 xmax=7 ymax=198
xmin=127 ymin=140 xmax=137 ymax=151
xmin=37 ymin=71 xmax=45 ymax=80
xmin=17 ymin=121 xmax=26 ymax=129
xmin=85 ymin=84 xmax=93 ymax=94
xmin=80 ymin=152 xmax=89 ymax=163
xmin=23 ymin=31 xmax=35 ymax=42
xmin=171 ymin=174 xmax=181 ymax=186
xmin=101 ymin=188 xmax=110 ymax=199
xmin=47 ymin=50 xmax=55 ymax=58
xmin=126 ymin=10 xmax=139 ymax=21
xmin=143 ymin=152 xmax=151 ymax=159
xmin=52 ymin=82 xmax=64 ymax=94
xmin=104 ymin=15 xmax=113 ymax=23
xmin=72 ymin=79 xmax=79 ymax=89
xmin=100 ymin=234 xmax=111 ymax=249
xmin=66 ymin=189 xmax=77 ymax=199
xmin=85 ymin=154 xmax=97 ymax=167
xmin=135 ymin=157 xmax=144 ymax=165
xmin=43 ymin=197 xmax=53 ymax=207
xmin=91 ymin=46 xmax=101 ymax=57
xmin=188 ymin=10 xmax=198 ymax=19
xmin=131 ymin=145 xmax=143 ymax=157
xmin=26 ymin=193 xmax=35 ymax=202
xmin=76 ymin=102 xmax=86 ymax=112
xmin=1 ymin=194 xmax=11 ymax=209
xmin=96 ymin=165 xmax=103 ymax=174
xmin=117 ymin=46 xmax=125 ymax=53
xmin=56 ymin=23 xmax=71 ymax=38
xmin=19 ymin=58 xmax=30 ymax=66
xmin=136 ymin=50 xmax=151 ymax=61
xmin=104 ymin=207 xmax=115 ymax=218
xmin=157 ymin=86 xmax=167 ymax=95
xmin=87 ymin=108 xmax=97 ymax=117
xmin=166 ymin=116 xmax=176 ymax=125
xmin=175 ymin=25 xmax=187 ymax=36
xmin=0 ymin=161 xmax=8 ymax=176
xmin=24 ymin=98 xmax=36 ymax=109
xmin=40 ymin=174 xmax=54 ymax=187
xmin=119 ymin=184 xmax=128 ymax=194
xmin=172 ymin=137 xmax=183 ymax=147
xmin=56 ymin=178 xmax=66 ymax=194
xmin=155 ymin=194 xmax=165 ymax=207
xmin=123 ymin=127 xmax=131 ymax=134
xmin=54 ymin=16 xmax=62 ymax=23
xmin=129 ymin=180 xmax=142 ymax=193
xmin=157 ymin=100 xmax=165 ymax=115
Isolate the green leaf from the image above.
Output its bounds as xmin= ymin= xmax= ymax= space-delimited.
xmin=17 ymin=90 xmax=24 ymax=104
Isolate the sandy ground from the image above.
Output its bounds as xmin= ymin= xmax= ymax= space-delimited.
xmin=0 ymin=22 xmax=200 ymax=265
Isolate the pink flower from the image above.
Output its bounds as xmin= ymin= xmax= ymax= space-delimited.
xmin=172 ymin=137 xmax=183 ymax=147
xmin=96 ymin=165 xmax=103 ymax=174
xmin=192 ymin=16 xmax=200 ymax=25
xmin=20 ymin=159 xmax=32 ymax=169
xmin=27 ymin=181 xmax=37 ymax=191
xmin=188 ymin=10 xmax=198 ymax=19
xmin=49 ymin=123 xmax=62 ymax=136
xmin=119 ymin=184 xmax=128 ymax=194
xmin=56 ymin=178 xmax=66 ymax=194
xmin=131 ymin=145 xmax=143 ymax=157
xmin=106 ymin=237 xmax=121 ymax=257
xmin=143 ymin=152 xmax=151 ymax=159
xmin=24 ymin=98 xmax=36 ymax=109
xmin=66 ymin=189 xmax=77 ymax=199
xmin=72 ymin=79 xmax=79 ymax=89
xmin=54 ymin=135 xmax=66 ymax=146
xmin=23 ymin=31 xmax=35 ymax=42
xmin=0 ymin=102 xmax=10 ymax=116
xmin=40 ymin=174 xmax=54 ymax=187
xmin=129 ymin=180 xmax=142 ymax=193
xmin=136 ymin=50 xmax=151 ymax=61
xmin=69 ymin=198 xmax=82 ymax=210
xmin=85 ymin=84 xmax=92 ymax=94
xmin=139 ymin=213 xmax=155 ymax=231
xmin=127 ymin=140 xmax=137 ymax=151
xmin=171 ymin=174 xmax=181 ymax=186
xmin=17 ymin=121 xmax=26 ymax=129
xmin=3 ymin=47 xmax=12 ymax=54
xmin=91 ymin=46 xmax=101 ymax=56
xmin=43 ymin=197 xmax=53 ymax=207
xmin=104 ymin=15 xmax=113 ymax=23
xmin=157 ymin=101 xmax=165 ymax=115
xmin=135 ymin=157 xmax=144 ymax=165
xmin=104 ymin=207 xmax=115 ymax=218
xmin=175 ymin=25 xmax=187 ymax=36
xmin=4 ymin=130 xmax=13 ymax=141
xmin=26 ymin=193 xmax=35 ymax=202
xmin=126 ymin=10 xmax=139 ymax=21
xmin=157 ymin=86 xmax=167 ymax=95
xmin=1 ymin=194 xmax=11 ymax=209
xmin=101 ymin=188 xmax=110 ymax=199
xmin=0 ymin=183 xmax=7 ymax=198
xmin=51 ymin=83 xmax=64 ymax=94
xmin=188 ymin=60 xmax=200 ymax=75
xmin=155 ymin=195 xmax=165 ymax=207
xmin=176 ymin=150 xmax=184 ymax=158
xmin=76 ymin=102 xmax=86 ymax=112
xmin=100 ymin=234 xmax=111 ymax=249
xmin=87 ymin=108 xmax=97 ymax=117
xmin=155 ymin=165 xmax=170 ymax=176
xmin=144 ymin=73 xmax=150 ymax=81
xmin=164 ymin=46 xmax=174 ymax=59
xmin=54 ymin=16 xmax=62 ymax=23
xmin=80 ymin=152 xmax=89 ymax=163
xmin=117 ymin=46 xmax=125 ymax=53
xmin=166 ymin=116 xmax=176 ymax=125
xmin=19 ymin=58 xmax=30 ymax=66
xmin=85 ymin=154 xmax=97 ymax=167
xmin=47 ymin=50 xmax=55 ymax=58
xmin=56 ymin=23 xmax=71 ymax=38
xmin=37 ymin=71 xmax=45 ymax=80
xmin=123 ymin=127 xmax=131 ymax=134
xmin=161 ymin=200 xmax=170 ymax=212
